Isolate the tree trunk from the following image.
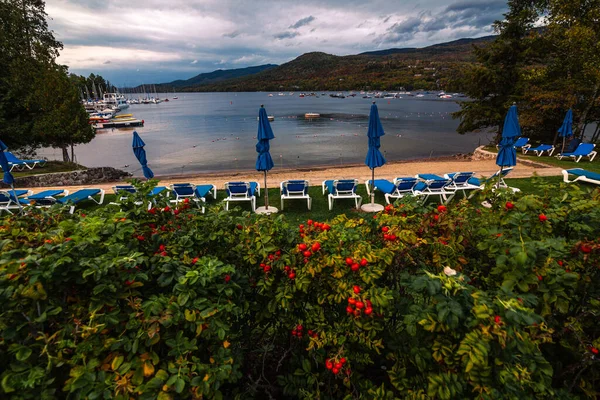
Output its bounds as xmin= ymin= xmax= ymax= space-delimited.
xmin=591 ymin=123 xmax=600 ymax=143
xmin=578 ymin=84 xmax=599 ymax=138
xmin=70 ymin=143 xmax=74 ymax=164
xmin=21 ymin=0 xmax=31 ymax=57
xmin=61 ymin=146 xmax=71 ymax=163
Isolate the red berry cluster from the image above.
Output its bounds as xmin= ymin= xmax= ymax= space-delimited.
xmin=284 ymin=265 xmax=296 ymax=280
xmin=345 ymin=257 xmax=368 ymax=272
xmin=437 ymin=205 xmax=447 ymax=213
xmin=291 ymin=324 xmax=318 ymax=339
xmin=579 ymin=243 xmax=592 ymax=253
xmin=590 ymin=346 xmax=599 ymax=355
xmin=258 ymin=250 xmax=283 ymax=274
xmin=505 ymin=201 xmax=514 ymax=210
xmin=539 ymin=214 xmax=548 ymax=222
xmin=299 ymin=220 xmax=331 ymax=238
xmin=346 ymin=286 xmax=373 ymax=317
xmin=152 ymin=243 xmax=168 ymax=257
xmin=298 ymin=242 xmax=321 ymax=261
xmin=325 ymin=356 xmax=349 ymax=376
xmin=259 ymin=263 xmax=271 ymax=273
xmin=384 ymin=204 xmax=394 ymax=213
xmin=381 ymin=226 xmax=397 ymax=241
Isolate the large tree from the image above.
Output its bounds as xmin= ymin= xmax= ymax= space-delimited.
xmin=452 ymin=0 xmax=546 ymax=140
xmin=0 ymin=0 xmax=94 ymax=160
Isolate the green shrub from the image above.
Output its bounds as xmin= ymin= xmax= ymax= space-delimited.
xmin=0 ymin=180 xmax=599 ymax=399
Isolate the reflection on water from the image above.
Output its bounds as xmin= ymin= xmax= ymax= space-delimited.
xmin=38 ymin=92 xmax=494 ymax=176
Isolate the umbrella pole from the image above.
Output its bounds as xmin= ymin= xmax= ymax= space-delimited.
xmin=264 ymin=170 xmax=268 ymax=210
xmin=10 ymin=184 xmax=22 ymax=213
xmin=371 ymin=168 xmax=375 ymax=206
xmin=562 ymin=137 xmax=566 ymax=154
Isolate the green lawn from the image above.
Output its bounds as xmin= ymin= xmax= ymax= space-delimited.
xmin=72 ymin=175 xmax=597 ymax=226
xmin=10 ymin=161 xmax=85 ymax=177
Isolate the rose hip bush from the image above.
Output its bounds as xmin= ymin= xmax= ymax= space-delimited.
xmin=0 ymin=180 xmax=599 ymax=399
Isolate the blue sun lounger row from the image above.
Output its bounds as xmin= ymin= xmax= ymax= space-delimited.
xmin=0 ymin=188 xmax=104 ymax=214
xmin=365 ymin=168 xmax=519 ymax=205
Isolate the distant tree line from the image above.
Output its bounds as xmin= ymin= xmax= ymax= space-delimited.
xmin=0 ymin=0 xmax=94 ymax=162
xmin=453 ymin=0 xmax=600 ymax=144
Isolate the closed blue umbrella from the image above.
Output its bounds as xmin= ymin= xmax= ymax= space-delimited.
xmin=364 ymin=102 xmax=386 ymax=212
xmin=0 ymin=140 xmax=22 ymax=211
xmin=558 ymin=109 xmax=573 ymax=153
xmin=255 ymin=105 xmax=276 ymax=213
xmin=496 ymin=104 xmax=521 ymax=186
xmin=132 ymin=131 xmax=154 ymax=180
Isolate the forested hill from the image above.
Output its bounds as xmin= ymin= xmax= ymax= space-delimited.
xmin=170 ymin=35 xmax=495 ymax=92
xmin=163 ymin=64 xmax=277 ymax=89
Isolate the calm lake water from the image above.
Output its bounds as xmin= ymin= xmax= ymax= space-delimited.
xmin=40 ymin=92 xmax=493 ymax=177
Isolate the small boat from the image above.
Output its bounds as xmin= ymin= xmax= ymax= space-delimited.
xmin=299 ymin=93 xmax=305 ymax=98
xmin=268 ymin=93 xmax=273 ymax=97
xmin=257 ymin=115 xmax=275 ymax=121
xmin=416 ymin=94 xmax=425 ymax=98
xmin=305 ymin=113 xmax=320 ymax=119
xmin=95 ymin=118 xmax=145 ymax=129
xmin=278 ymin=93 xmax=285 ymax=96
xmin=172 ymin=96 xmax=178 ymax=99
xmin=113 ymin=114 xmax=133 ymax=119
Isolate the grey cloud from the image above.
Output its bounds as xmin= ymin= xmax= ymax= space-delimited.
xmin=103 ymin=60 xmax=111 ymax=64
xmin=420 ymin=18 xmax=446 ymax=32
xmin=223 ymin=31 xmax=241 ymax=38
xmin=378 ymin=0 xmax=507 ymax=45
xmin=382 ymin=15 xmax=392 ymax=23
xmin=289 ymin=16 xmax=315 ymax=29
xmin=273 ymin=31 xmax=299 ymax=40
xmin=446 ymin=0 xmax=507 ymax=13
xmin=382 ymin=17 xmax=422 ymax=42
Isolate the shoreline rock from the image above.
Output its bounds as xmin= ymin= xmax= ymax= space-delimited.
xmin=9 ymin=167 xmax=131 ymax=188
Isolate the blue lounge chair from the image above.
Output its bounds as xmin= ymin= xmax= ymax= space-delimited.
xmin=113 ymin=185 xmax=168 ymax=200
xmin=195 ymin=184 xmax=217 ymax=200
xmin=280 ymin=180 xmax=311 ymax=210
xmin=322 ymin=179 xmax=361 ymax=210
xmin=26 ymin=189 xmax=69 ymax=207
xmin=562 ymin=168 xmax=600 ymax=185
xmin=523 ymin=144 xmax=555 ymax=157
xmin=169 ymin=183 xmax=214 ymax=213
xmin=415 ymin=174 xmax=455 ymax=204
xmin=556 ymin=143 xmax=597 ymax=162
xmin=0 ymin=190 xmax=32 ymax=214
xmin=466 ymin=167 xmax=520 ymax=193
xmin=4 ymin=152 xmax=46 ymax=171
xmin=499 ymin=137 xmax=529 ymax=153
xmin=224 ymin=181 xmax=259 ymax=211
xmin=57 ymin=188 xmax=105 ymax=214
xmin=365 ymin=178 xmax=420 ymax=204
xmin=443 ymin=172 xmax=482 ymax=197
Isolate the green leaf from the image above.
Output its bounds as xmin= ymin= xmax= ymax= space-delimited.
xmin=174 ymin=377 xmax=185 ymax=393
xmin=16 ymin=347 xmax=32 ymax=361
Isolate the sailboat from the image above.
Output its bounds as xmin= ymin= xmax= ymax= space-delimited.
xmin=172 ymin=87 xmax=178 ymax=100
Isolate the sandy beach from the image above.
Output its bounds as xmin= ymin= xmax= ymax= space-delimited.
xmin=22 ymin=156 xmax=563 ymax=193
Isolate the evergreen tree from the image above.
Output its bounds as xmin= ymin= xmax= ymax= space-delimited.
xmin=0 ymin=0 xmax=94 ymax=160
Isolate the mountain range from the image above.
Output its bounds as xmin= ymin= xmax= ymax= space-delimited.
xmin=146 ymin=35 xmax=495 ymax=93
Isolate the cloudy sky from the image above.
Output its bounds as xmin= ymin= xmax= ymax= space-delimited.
xmin=46 ymin=0 xmax=507 ymax=86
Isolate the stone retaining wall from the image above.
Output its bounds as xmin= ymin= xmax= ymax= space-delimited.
xmin=9 ymin=167 xmax=131 ymax=188
xmin=471 ymin=146 xmax=496 ymax=161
